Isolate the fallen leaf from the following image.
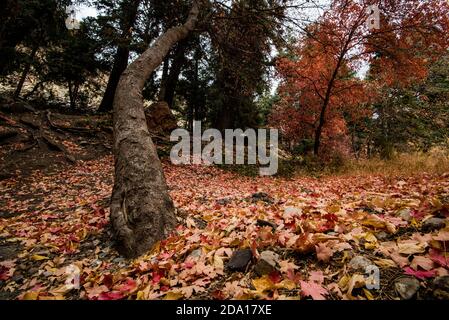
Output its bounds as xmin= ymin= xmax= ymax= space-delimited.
xmin=403 ymin=267 xmax=436 ymax=280
xmin=299 ymin=280 xmax=328 ymax=300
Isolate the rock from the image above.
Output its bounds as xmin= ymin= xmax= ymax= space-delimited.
xmin=28 ymin=267 xmax=39 ymax=275
xmin=250 ymin=192 xmax=274 ymax=204
xmin=374 ymin=231 xmax=389 ymax=241
xmin=217 ymin=198 xmax=232 ymax=205
xmin=422 ymin=217 xmax=446 ymax=232
xmin=256 ymin=219 xmax=277 ymax=230
xmin=397 ymin=208 xmax=412 ymax=222
xmin=188 ymin=248 xmax=203 ymax=260
xmin=145 ymin=101 xmax=178 ymax=136
xmin=348 ymin=256 xmax=373 ymax=272
xmin=433 ymin=276 xmax=449 ymax=300
xmin=11 ymin=274 xmax=23 ymax=283
xmin=395 ymin=277 xmax=420 ymax=300
xmin=193 ymin=217 xmax=207 ymax=229
xmin=254 ymin=251 xmax=279 ymax=275
xmin=226 ymin=248 xmax=253 ymax=271
xmin=359 ymin=206 xmax=378 ymax=215
xmin=284 ymin=206 xmax=301 ymax=216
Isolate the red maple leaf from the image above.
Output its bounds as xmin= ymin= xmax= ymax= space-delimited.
xmin=403 ymin=267 xmax=436 ymax=280
xmin=299 ymin=280 xmax=328 ymax=300
xmin=98 ymin=291 xmax=124 ymax=300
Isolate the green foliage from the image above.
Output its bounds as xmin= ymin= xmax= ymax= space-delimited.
xmin=349 ymin=54 xmax=449 ymax=158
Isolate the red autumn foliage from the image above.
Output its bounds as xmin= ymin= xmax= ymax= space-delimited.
xmin=270 ymin=0 xmax=449 ymax=156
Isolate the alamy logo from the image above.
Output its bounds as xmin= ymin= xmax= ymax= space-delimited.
xmin=365 ymin=265 xmax=380 ymax=290
xmin=367 ymin=4 xmax=380 ymax=30
xmin=64 ymin=264 xmax=80 ymax=290
xmin=65 ymin=5 xmax=80 ymax=30
xmin=170 ymin=121 xmax=279 ymax=176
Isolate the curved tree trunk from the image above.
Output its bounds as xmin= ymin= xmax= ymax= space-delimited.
xmin=111 ymin=0 xmax=201 ymax=258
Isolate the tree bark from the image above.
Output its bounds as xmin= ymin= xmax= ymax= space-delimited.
xmin=111 ymin=0 xmax=201 ymax=258
xmin=14 ymin=45 xmax=38 ymax=100
xmin=98 ymin=0 xmax=141 ymax=112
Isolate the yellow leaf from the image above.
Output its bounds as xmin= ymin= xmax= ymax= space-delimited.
xmin=411 ymin=218 xmax=419 ymax=228
xmin=150 ymin=241 xmax=161 ymax=255
xmin=362 ymin=217 xmax=385 ymax=229
xmin=347 ymin=274 xmax=365 ymax=295
xmin=327 ymin=204 xmax=341 ymax=213
xmin=363 ymin=288 xmax=374 ymax=300
xmin=40 ymin=294 xmax=65 ymax=300
xmin=164 ymin=291 xmax=184 ymax=300
xmin=365 ymin=242 xmax=378 ymax=250
xmin=23 ymin=291 xmax=39 ymax=300
xmin=338 ymin=275 xmax=350 ymax=289
xmin=359 ymin=232 xmax=378 ymax=250
xmin=214 ymin=254 xmax=224 ymax=270
xmin=397 ymin=240 xmax=427 ymax=254
xmin=31 ymin=254 xmax=49 ymax=261
xmin=341 ymin=251 xmax=351 ymax=263
xmin=374 ymin=258 xmax=397 ymax=268
xmin=252 ymin=276 xmax=275 ymax=293
xmin=136 ymin=291 xmax=145 ymax=300
xmin=276 ymin=279 xmax=296 ymax=290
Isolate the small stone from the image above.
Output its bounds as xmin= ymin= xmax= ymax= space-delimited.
xmin=81 ymin=242 xmax=95 ymax=250
xmin=217 ymin=198 xmax=232 ymax=205
xmin=433 ymin=276 xmax=449 ymax=300
xmin=187 ymin=248 xmax=202 ymax=260
xmin=193 ymin=217 xmax=207 ymax=229
xmin=395 ymin=277 xmax=420 ymax=300
xmin=254 ymin=251 xmax=279 ymax=275
xmin=284 ymin=206 xmax=301 ymax=216
xmin=28 ymin=267 xmax=38 ymax=275
xmin=422 ymin=217 xmax=446 ymax=232
xmin=256 ymin=219 xmax=277 ymax=230
xmin=251 ymin=192 xmax=274 ymax=204
xmin=397 ymin=208 xmax=412 ymax=222
xmin=374 ymin=231 xmax=389 ymax=241
xmin=11 ymin=274 xmax=23 ymax=283
xmin=348 ymin=256 xmax=373 ymax=272
xmin=226 ymin=248 xmax=253 ymax=271
xmin=33 ymin=249 xmax=50 ymax=256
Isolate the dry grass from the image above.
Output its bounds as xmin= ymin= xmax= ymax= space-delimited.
xmin=339 ymin=147 xmax=449 ymax=177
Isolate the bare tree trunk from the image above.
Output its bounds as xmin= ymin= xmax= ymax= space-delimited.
xmin=14 ymin=45 xmax=38 ymax=100
xmin=111 ymin=0 xmax=201 ymax=258
xmin=158 ymin=39 xmax=189 ymax=108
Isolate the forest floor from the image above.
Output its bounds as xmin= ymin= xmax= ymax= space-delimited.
xmin=1 ymin=110 xmax=449 ymax=300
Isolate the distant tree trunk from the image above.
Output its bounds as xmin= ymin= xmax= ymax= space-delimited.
xmin=158 ymin=56 xmax=170 ymax=101
xmin=111 ymin=0 xmax=201 ymax=258
xmin=158 ymin=39 xmax=189 ymax=108
xmin=98 ymin=0 xmax=141 ymax=112
xmin=68 ymin=80 xmax=74 ymax=108
xmin=313 ymin=24 xmax=357 ymax=156
xmin=215 ymin=106 xmax=233 ymax=132
xmin=24 ymin=80 xmax=46 ymax=100
xmin=68 ymin=80 xmax=80 ymax=109
xmin=14 ymin=45 xmax=38 ymax=100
